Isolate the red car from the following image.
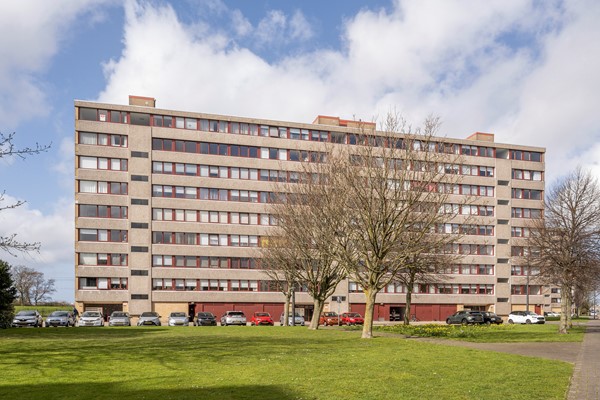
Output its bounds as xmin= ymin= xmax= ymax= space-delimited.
xmin=319 ymin=312 xmax=339 ymax=326
xmin=340 ymin=312 xmax=364 ymax=325
xmin=250 ymin=312 xmax=274 ymax=326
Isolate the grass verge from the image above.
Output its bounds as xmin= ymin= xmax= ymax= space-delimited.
xmin=375 ymin=322 xmax=586 ymax=342
xmin=0 ymin=327 xmax=571 ymax=400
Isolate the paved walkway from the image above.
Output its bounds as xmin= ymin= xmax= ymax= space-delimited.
xmin=567 ymin=319 xmax=600 ymax=400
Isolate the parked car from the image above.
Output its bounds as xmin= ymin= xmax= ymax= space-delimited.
xmin=193 ymin=312 xmax=217 ymax=326
xmin=12 ymin=310 xmax=43 ymax=327
xmin=480 ymin=312 xmax=503 ymax=325
xmin=220 ymin=311 xmax=247 ymax=326
xmin=45 ymin=311 xmax=75 ymax=327
xmin=168 ymin=312 xmax=189 ymax=326
xmin=250 ymin=312 xmax=274 ymax=326
xmin=280 ymin=313 xmax=305 ymax=326
xmin=78 ymin=311 xmax=104 ymax=327
xmin=339 ymin=312 xmax=364 ymax=326
xmin=108 ymin=311 xmax=131 ymax=327
xmin=137 ymin=311 xmax=161 ymax=326
xmin=446 ymin=310 xmax=484 ymax=325
xmin=507 ymin=311 xmax=545 ymax=324
xmin=544 ymin=311 xmax=560 ymax=318
xmin=319 ymin=312 xmax=339 ymax=326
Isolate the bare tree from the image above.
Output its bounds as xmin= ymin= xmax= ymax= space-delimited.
xmin=261 ymin=238 xmax=300 ymax=326
xmin=327 ymin=113 xmax=464 ymax=338
xmin=266 ymin=164 xmax=348 ymax=330
xmin=10 ymin=265 xmax=56 ymax=305
xmin=0 ymin=132 xmax=50 ymax=255
xmin=529 ymin=168 xmax=600 ymax=334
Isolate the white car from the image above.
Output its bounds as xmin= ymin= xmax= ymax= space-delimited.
xmin=78 ymin=311 xmax=104 ymax=327
xmin=220 ymin=311 xmax=247 ymax=326
xmin=507 ymin=311 xmax=545 ymax=324
xmin=168 ymin=312 xmax=189 ymax=326
xmin=279 ymin=313 xmax=305 ymax=326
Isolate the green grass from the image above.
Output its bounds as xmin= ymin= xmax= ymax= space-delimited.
xmin=376 ymin=323 xmax=586 ymax=342
xmin=0 ymin=327 xmax=572 ymax=400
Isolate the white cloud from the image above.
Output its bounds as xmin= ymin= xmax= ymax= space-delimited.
xmin=0 ymin=194 xmax=74 ymax=301
xmin=100 ymin=0 xmax=600 ymax=183
xmin=0 ymin=0 xmax=109 ymax=129
xmin=289 ymin=10 xmax=313 ymax=41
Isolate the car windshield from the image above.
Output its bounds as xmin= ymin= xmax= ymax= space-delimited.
xmin=255 ymin=313 xmax=269 ymax=317
xmin=170 ymin=312 xmax=186 ymax=317
xmin=141 ymin=312 xmax=158 ymax=317
xmin=50 ymin=311 xmax=68 ymax=317
xmin=111 ymin=312 xmax=127 ymax=317
xmin=347 ymin=313 xmax=360 ymax=317
xmin=17 ymin=311 xmax=36 ymax=316
xmin=198 ymin=313 xmax=213 ymax=318
xmin=228 ymin=312 xmax=244 ymax=316
xmin=82 ymin=312 xmax=101 ymax=317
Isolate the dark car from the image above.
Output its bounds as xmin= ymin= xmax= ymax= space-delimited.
xmin=446 ymin=310 xmax=484 ymax=325
xmin=12 ymin=310 xmax=43 ymax=327
xmin=481 ymin=312 xmax=503 ymax=325
xmin=45 ymin=311 xmax=75 ymax=327
xmin=194 ymin=312 xmax=217 ymax=326
xmin=339 ymin=312 xmax=364 ymax=325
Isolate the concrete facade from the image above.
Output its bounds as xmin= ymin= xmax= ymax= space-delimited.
xmin=74 ymin=97 xmax=552 ymax=322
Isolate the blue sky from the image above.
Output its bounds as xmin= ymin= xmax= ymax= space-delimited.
xmin=1 ymin=0 xmax=599 ymax=302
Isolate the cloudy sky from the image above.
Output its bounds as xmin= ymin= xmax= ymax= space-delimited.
xmin=1 ymin=0 xmax=599 ymax=302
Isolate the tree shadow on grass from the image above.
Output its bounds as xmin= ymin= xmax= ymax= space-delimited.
xmin=0 ymin=382 xmax=299 ymax=400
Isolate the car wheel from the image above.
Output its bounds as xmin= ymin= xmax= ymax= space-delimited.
xmin=485 ymin=321 xmax=491 ymax=325
xmin=508 ymin=319 xmax=514 ymax=324
xmin=525 ymin=319 xmax=532 ymax=324
xmin=461 ymin=319 xmax=468 ymax=326
xmin=446 ymin=318 xmax=451 ymax=325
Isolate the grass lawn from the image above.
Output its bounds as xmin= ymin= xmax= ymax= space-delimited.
xmin=0 ymin=327 xmax=571 ymax=400
xmin=376 ymin=322 xmax=586 ymax=342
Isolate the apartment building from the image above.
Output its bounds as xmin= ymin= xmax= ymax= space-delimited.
xmin=75 ymin=96 xmax=551 ymax=321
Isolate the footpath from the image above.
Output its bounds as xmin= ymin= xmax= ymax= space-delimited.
xmin=567 ymin=319 xmax=600 ymax=400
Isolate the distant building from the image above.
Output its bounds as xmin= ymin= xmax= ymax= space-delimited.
xmin=74 ymin=96 xmax=552 ymax=321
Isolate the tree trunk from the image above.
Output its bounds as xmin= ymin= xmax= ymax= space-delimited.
xmin=309 ymin=298 xmax=324 ymax=330
xmin=361 ymin=289 xmax=378 ymax=339
xmin=558 ymin=284 xmax=569 ymax=334
xmin=283 ymin=291 xmax=291 ymax=326
xmin=404 ymin=289 xmax=413 ymax=325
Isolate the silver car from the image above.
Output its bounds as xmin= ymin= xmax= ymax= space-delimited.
xmin=108 ymin=311 xmax=131 ymax=326
xmin=78 ymin=311 xmax=104 ymax=327
xmin=137 ymin=311 xmax=161 ymax=326
xmin=168 ymin=312 xmax=189 ymax=326
xmin=220 ymin=311 xmax=246 ymax=326
xmin=280 ymin=313 xmax=305 ymax=326
xmin=45 ymin=311 xmax=75 ymax=327
xmin=12 ymin=310 xmax=43 ymax=327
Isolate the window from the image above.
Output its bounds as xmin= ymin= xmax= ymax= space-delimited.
xmin=512 ymin=189 xmax=543 ymax=200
